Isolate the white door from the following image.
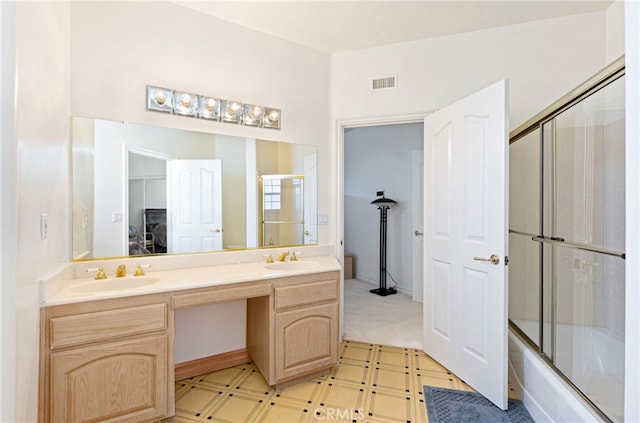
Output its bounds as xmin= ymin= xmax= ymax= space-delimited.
xmin=412 ymin=150 xmax=424 ymax=302
xmin=423 ymin=80 xmax=508 ymax=409
xmin=168 ymin=159 xmax=223 ymax=253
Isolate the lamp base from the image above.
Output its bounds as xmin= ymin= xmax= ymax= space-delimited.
xmin=370 ymin=287 xmax=397 ymax=297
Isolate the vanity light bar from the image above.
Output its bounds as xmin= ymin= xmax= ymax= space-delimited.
xmin=145 ymin=85 xmax=280 ymax=129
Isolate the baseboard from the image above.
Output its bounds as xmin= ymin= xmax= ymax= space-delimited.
xmin=175 ymin=348 xmax=251 ymax=381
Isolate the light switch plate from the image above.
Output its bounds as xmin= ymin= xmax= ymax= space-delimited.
xmin=40 ymin=214 xmax=48 ymax=239
xmin=318 ymin=213 xmax=328 ymax=225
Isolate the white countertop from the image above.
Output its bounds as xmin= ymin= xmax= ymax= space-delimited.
xmin=44 ymin=254 xmax=341 ymax=307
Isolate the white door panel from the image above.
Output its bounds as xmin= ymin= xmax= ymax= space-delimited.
xmin=168 ymin=159 xmax=223 ymax=253
xmin=424 ymin=80 xmax=508 ymax=410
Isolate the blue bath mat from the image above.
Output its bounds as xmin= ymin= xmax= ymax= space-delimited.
xmin=423 ymin=386 xmax=534 ymax=423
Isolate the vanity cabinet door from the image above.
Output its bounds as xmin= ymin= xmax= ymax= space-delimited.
xmin=275 ymin=302 xmax=339 ymax=382
xmin=50 ymin=334 xmax=169 ymax=423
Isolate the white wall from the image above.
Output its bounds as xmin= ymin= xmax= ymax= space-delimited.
xmin=0 ymin=2 xmax=18 ymax=421
xmin=344 ymin=123 xmax=423 ymax=295
xmin=12 ymin=2 xmax=71 ymax=422
xmin=216 ymin=135 xmax=247 ymax=249
xmin=174 ymin=301 xmax=246 ymax=363
xmin=331 ymin=12 xmax=608 ymax=131
xmin=606 ymin=0 xmax=625 ymax=63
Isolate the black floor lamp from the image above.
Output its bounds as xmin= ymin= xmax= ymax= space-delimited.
xmin=370 ymin=191 xmax=397 ymax=296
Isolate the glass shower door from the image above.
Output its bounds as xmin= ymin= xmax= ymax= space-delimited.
xmin=508 ymin=129 xmax=542 ymax=344
xmin=540 ymin=75 xmax=625 ymax=422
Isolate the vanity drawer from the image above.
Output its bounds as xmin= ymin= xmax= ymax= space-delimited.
xmin=172 ymin=280 xmax=271 ymax=309
xmin=274 ymin=279 xmax=338 ymax=310
xmin=49 ymin=303 xmax=167 ymax=350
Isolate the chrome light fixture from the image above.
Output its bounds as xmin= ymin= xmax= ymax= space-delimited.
xmin=146 ymin=86 xmax=174 ymax=113
xmin=263 ymin=107 xmax=281 ymax=129
xmin=145 ymin=85 xmax=281 ymax=130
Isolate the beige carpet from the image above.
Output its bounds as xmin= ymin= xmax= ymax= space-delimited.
xmin=343 ymin=278 xmax=423 ymax=350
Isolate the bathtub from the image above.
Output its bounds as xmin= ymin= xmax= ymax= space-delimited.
xmin=508 ymin=324 xmax=622 ymax=422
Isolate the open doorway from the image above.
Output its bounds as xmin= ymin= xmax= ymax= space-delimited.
xmin=342 ymin=122 xmax=424 ymax=349
xmin=127 ymin=148 xmax=170 ymax=256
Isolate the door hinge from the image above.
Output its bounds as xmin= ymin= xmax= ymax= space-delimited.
xmin=504 ymin=256 xmax=509 ymax=266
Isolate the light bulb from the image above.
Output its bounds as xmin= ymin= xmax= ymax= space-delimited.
xmin=204 ymin=98 xmax=217 ymax=111
xmin=249 ymin=106 xmax=264 ymax=120
xmin=154 ymin=92 xmax=166 ymax=105
xmin=268 ymin=109 xmax=279 ymax=122
xmin=228 ymin=102 xmax=242 ymax=116
xmin=180 ymin=94 xmax=192 ymax=108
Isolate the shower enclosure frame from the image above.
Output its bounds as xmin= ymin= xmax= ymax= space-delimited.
xmin=259 ymin=174 xmax=306 ymax=247
xmin=509 ymin=57 xmax=626 ymax=423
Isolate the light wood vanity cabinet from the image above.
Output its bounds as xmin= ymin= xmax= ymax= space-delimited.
xmin=39 ymin=266 xmax=340 ymax=422
xmin=40 ymin=293 xmax=174 ymax=423
xmin=247 ymin=271 xmax=340 ymax=386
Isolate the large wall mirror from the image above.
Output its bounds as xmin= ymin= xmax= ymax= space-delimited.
xmin=72 ymin=117 xmax=318 ymax=260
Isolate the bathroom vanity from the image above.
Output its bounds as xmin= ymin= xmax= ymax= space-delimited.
xmin=38 ymin=253 xmax=340 ymax=423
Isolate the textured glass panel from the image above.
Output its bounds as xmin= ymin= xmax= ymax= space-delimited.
xmin=508 ymin=233 xmax=540 ymax=345
xmin=509 ymin=129 xmax=540 ymax=234
xmin=509 ymin=128 xmax=541 ymax=347
xmin=552 ymin=246 xmax=625 ymax=422
xmin=545 ymin=77 xmax=625 ymax=251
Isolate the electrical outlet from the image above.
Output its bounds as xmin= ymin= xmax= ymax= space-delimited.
xmin=112 ymin=212 xmax=123 ymax=223
xmin=318 ymin=213 xmax=329 ymax=225
xmin=40 ymin=214 xmax=48 ymax=240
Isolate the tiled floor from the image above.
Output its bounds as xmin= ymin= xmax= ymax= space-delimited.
xmin=171 ymin=340 xmax=491 ymax=423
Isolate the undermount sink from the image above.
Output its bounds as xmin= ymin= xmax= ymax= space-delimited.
xmin=265 ymin=261 xmax=320 ymax=270
xmin=70 ymin=276 xmax=160 ymax=294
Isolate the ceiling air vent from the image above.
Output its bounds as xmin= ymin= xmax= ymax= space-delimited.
xmin=370 ymin=75 xmax=397 ymax=92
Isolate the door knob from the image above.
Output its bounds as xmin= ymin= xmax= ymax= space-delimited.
xmin=473 ymin=254 xmax=500 ymax=265
xmin=414 ymin=230 xmax=423 ymax=236
xmin=304 ymin=231 xmax=310 ymax=236
xmin=210 ymin=228 xmax=222 ymax=233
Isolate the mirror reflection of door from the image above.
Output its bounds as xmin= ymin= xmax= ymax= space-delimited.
xmin=303 ymin=154 xmax=318 ymax=244
xmin=168 ymin=159 xmax=223 ymax=253
xmin=127 ymin=150 xmax=169 ymax=256
xmin=260 ymin=174 xmax=304 ymax=247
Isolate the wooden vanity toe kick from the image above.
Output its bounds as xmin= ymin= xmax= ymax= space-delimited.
xmin=172 ymin=280 xmax=272 ymax=309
